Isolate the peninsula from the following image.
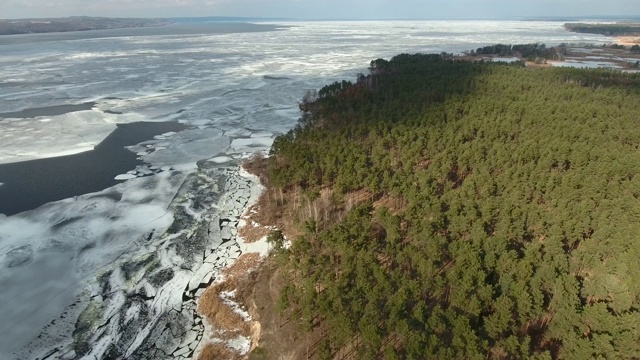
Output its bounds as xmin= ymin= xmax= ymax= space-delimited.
xmin=565 ymin=22 xmax=640 ymax=45
xmin=218 ymin=49 xmax=640 ymax=359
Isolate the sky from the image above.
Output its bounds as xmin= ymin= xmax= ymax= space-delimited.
xmin=1 ymin=0 xmax=639 ymax=20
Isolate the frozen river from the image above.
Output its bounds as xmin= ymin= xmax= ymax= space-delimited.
xmin=0 ymin=20 xmax=611 ymax=359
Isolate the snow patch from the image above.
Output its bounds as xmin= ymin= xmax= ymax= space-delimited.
xmin=238 ymin=236 xmax=271 ymax=258
xmin=219 ymin=290 xmax=252 ymax=321
xmin=114 ymin=174 xmax=137 ymax=180
xmin=211 ymin=336 xmax=251 ymax=356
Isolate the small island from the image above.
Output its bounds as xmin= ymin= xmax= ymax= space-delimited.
xmin=0 ymin=16 xmax=170 ymax=35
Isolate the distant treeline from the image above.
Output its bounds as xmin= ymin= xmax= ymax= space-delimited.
xmin=565 ymin=22 xmax=640 ymax=36
xmin=0 ymin=17 xmax=169 ymax=36
xmin=472 ymin=43 xmax=565 ymax=61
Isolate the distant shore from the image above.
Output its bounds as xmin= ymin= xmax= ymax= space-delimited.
xmin=0 ymin=17 xmax=170 ymax=36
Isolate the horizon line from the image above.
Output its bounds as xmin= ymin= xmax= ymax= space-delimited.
xmin=2 ymin=15 xmax=640 ymax=22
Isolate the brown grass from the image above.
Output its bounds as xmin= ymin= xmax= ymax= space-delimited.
xmin=198 ymin=281 xmax=250 ymax=335
xmin=197 ymin=253 xmax=268 ymax=359
xmin=223 ymin=253 xmax=262 ymax=279
xmin=198 ymin=342 xmax=242 ymax=360
xmin=242 ymin=152 xmax=269 ymax=184
xmin=196 ymin=154 xmax=284 ymax=360
xmin=238 ymin=221 xmax=271 ymax=243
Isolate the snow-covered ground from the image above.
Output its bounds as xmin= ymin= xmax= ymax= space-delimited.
xmin=0 ymin=21 xmax=612 ymax=359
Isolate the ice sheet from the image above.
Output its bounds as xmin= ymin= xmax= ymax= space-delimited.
xmin=0 ymin=111 xmax=118 ymax=164
xmin=0 ymin=171 xmax=183 ymax=358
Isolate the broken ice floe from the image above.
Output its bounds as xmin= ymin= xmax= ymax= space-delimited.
xmin=114 ymin=173 xmax=137 ymax=180
xmin=0 ymin=110 xmax=147 ymax=165
xmin=1 ymin=171 xmax=184 ymax=359
xmin=12 ymin=167 xmax=262 ymax=360
xmin=208 ymin=155 xmax=234 ymax=164
xmin=114 ymin=165 xmax=164 ymax=181
xmin=229 ymin=137 xmax=275 ymax=153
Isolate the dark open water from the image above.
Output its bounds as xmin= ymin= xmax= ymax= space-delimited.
xmin=0 ymin=121 xmax=186 ymax=216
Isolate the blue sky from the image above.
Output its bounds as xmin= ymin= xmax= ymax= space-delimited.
xmin=2 ymin=0 xmax=639 ymax=19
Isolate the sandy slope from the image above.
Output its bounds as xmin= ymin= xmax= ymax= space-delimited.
xmin=616 ymin=36 xmax=640 ymax=45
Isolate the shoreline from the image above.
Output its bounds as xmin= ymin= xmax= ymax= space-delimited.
xmin=193 ymin=163 xmax=272 ymax=360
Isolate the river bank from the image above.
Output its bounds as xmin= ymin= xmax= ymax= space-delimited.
xmin=194 ymin=153 xmax=354 ymax=360
xmin=8 ymin=165 xmax=267 ymax=359
xmin=193 ymin=161 xmax=276 ymax=360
